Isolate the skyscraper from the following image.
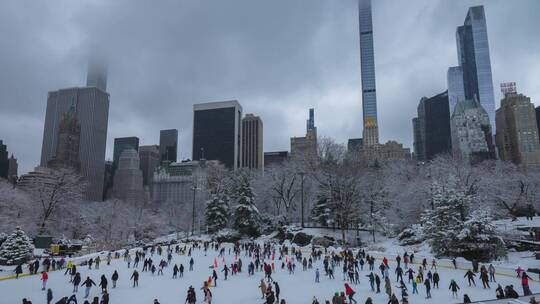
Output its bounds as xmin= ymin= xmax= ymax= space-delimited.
xmin=40 ymin=86 xmax=110 ymax=201
xmin=159 ymin=129 xmax=178 ymax=163
xmin=412 ymin=91 xmax=452 ymax=161
xmin=139 ymin=145 xmax=160 ymax=186
xmin=447 ymin=66 xmax=465 ymax=115
xmin=536 ymin=106 xmax=540 ymax=141
xmin=291 ymin=108 xmax=317 ymax=158
xmin=455 ymin=6 xmax=496 ymax=130
xmin=495 ymin=88 xmax=540 ymax=167
xmin=192 ymin=101 xmax=242 ymax=169
xmin=8 ymin=154 xmax=18 ymax=183
xmin=241 ymin=114 xmax=263 ymax=170
xmin=46 ymin=104 xmax=81 ymax=171
xmin=113 ymin=137 xmax=139 ymax=170
xmin=358 ymin=0 xmax=379 ymax=146
xmin=0 ymin=140 xmax=8 ymax=179
xmin=112 ymin=148 xmax=144 ymax=202
xmin=450 ymin=98 xmax=495 ymax=163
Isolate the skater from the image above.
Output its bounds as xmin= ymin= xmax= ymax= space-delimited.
xmin=345 ymin=283 xmax=357 ymax=304
xmin=179 ymin=264 xmax=184 ymax=277
xmin=522 ymin=272 xmax=532 ymax=296
xmin=433 ymin=271 xmax=440 ymax=288
xmin=463 ymin=294 xmax=472 ymax=303
xmin=375 ymin=274 xmax=381 ymax=293
xmin=111 ymin=271 xmax=119 ymax=288
xmin=384 ymin=276 xmax=392 ymax=299
xmin=82 ymin=276 xmax=96 ymax=298
xmin=495 ymin=284 xmax=504 ymax=299
xmin=73 ymin=272 xmax=81 ymax=292
xmin=488 ymin=264 xmax=496 ymax=282
xmin=412 ymin=277 xmax=418 ymax=294
xmin=212 ymin=269 xmax=218 ymax=287
xmin=47 ymin=288 xmax=53 ymax=304
xmin=424 ymin=278 xmax=432 ymax=299
xmin=99 ymin=275 xmax=108 ymax=293
xmin=464 ymin=269 xmax=476 ymax=286
xmin=222 ymin=265 xmax=229 ymax=280
xmin=189 ymin=258 xmax=194 ymax=271
xmin=480 ymin=269 xmax=490 ymax=289
xmin=449 ymin=279 xmax=460 ymax=298
xmin=366 ymin=272 xmax=375 ymax=291
xmin=131 ymin=270 xmax=139 ymax=287
xmin=101 ymin=291 xmax=109 ymax=304
xmin=273 ymin=281 xmax=281 ymax=302
xmin=15 ymin=264 xmax=23 ymax=279
xmin=315 ymin=268 xmax=320 ymax=283
xmin=185 ymin=286 xmax=196 ymax=304
xmin=259 ymin=279 xmax=267 ymax=299
xmin=41 ymin=271 xmax=49 ymax=290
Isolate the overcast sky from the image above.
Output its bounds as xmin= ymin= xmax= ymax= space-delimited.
xmin=1 ymin=0 xmax=539 ymax=174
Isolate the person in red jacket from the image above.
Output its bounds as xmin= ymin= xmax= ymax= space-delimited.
xmin=41 ymin=271 xmax=48 ymax=290
xmin=522 ymin=272 xmax=532 ymax=296
xmin=344 ymin=283 xmax=357 ymax=304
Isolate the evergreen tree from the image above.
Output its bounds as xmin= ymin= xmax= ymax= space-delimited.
xmin=230 ymin=171 xmax=260 ymax=237
xmin=421 ymin=177 xmax=470 ymax=257
xmin=456 ymin=209 xmax=506 ymax=260
xmin=0 ymin=227 xmax=34 ymax=265
xmin=205 ymin=192 xmax=229 ymax=234
xmin=311 ymin=190 xmax=331 ymax=227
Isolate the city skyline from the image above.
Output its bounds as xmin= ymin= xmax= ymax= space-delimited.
xmin=1 ymin=0 xmax=539 ymax=174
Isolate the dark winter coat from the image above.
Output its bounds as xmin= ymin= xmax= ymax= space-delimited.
xmin=82 ymin=278 xmax=96 ymax=287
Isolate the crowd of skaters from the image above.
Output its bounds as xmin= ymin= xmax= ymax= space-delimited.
xmin=8 ymin=240 xmax=540 ymax=304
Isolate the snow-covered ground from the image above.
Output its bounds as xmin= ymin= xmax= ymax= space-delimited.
xmin=0 ymin=242 xmax=538 ymax=304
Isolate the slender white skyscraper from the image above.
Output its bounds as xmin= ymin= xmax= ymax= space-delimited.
xmin=358 ymin=0 xmax=379 ymax=146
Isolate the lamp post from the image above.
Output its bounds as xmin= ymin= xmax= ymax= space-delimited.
xmin=191 ymin=183 xmax=198 ymax=236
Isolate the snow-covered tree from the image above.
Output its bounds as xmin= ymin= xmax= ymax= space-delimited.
xmin=205 ymin=192 xmax=229 ymax=234
xmin=421 ymin=176 xmax=470 ymax=257
xmin=311 ymin=190 xmax=331 ymax=227
xmin=456 ymin=209 xmax=506 ymax=261
xmin=230 ymin=171 xmax=260 ymax=237
xmin=0 ymin=227 xmax=34 ymax=265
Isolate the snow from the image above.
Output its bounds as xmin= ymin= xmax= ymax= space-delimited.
xmin=0 ymin=242 xmax=538 ymax=304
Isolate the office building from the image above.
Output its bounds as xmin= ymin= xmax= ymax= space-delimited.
xmin=349 ymin=140 xmax=411 ymax=165
xmin=152 ymin=160 xmax=212 ymax=204
xmin=139 ymin=145 xmax=160 ymax=185
xmin=291 ymin=108 xmax=317 ymax=158
xmin=159 ymin=129 xmax=178 ymax=163
xmin=113 ymin=137 xmax=139 ymax=169
xmin=264 ymin=151 xmax=289 ymax=168
xmin=447 ymin=66 xmax=466 ymax=115
xmin=112 ymin=148 xmax=144 ymax=202
xmin=40 ymin=86 xmax=109 ymax=201
xmin=495 ymin=88 xmax=540 ymax=166
xmin=454 ymin=6 xmax=496 ymax=129
xmin=46 ymin=105 xmax=81 ymax=171
xmin=0 ymin=140 xmax=8 ymax=179
xmin=450 ymin=98 xmax=495 ymax=163
xmin=358 ymin=0 xmax=379 ymax=146
xmin=192 ymin=101 xmax=242 ymax=169
xmin=8 ymin=154 xmax=18 ymax=183
xmin=347 ymin=138 xmax=363 ymax=153
xmin=241 ymin=114 xmax=263 ymax=170
xmin=412 ymin=91 xmax=452 ymax=161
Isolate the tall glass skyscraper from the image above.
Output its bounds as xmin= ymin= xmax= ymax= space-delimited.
xmin=447 ymin=66 xmax=465 ymax=115
xmin=455 ymin=6 xmax=496 ymax=130
xmin=358 ymin=0 xmax=379 ymax=146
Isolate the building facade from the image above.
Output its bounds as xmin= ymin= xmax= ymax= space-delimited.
xmin=536 ymin=106 xmax=540 ymax=141
xmin=139 ymin=145 xmax=160 ymax=186
xmin=447 ymin=66 xmax=466 ymax=115
xmin=291 ymin=108 xmax=317 ymax=158
xmin=113 ymin=137 xmax=139 ymax=170
xmin=358 ymin=0 xmax=379 ymax=146
xmin=455 ymin=6 xmax=496 ymax=130
xmin=112 ymin=148 xmax=144 ymax=202
xmin=46 ymin=105 xmax=81 ymax=171
xmin=192 ymin=101 xmax=242 ymax=169
xmin=40 ymin=87 xmax=109 ymax=201
xmin=450 ymin=98 xmax=495 ymax=163
xmin=159 ymin=129 xmax=178 ymax=163
xmin=241 ymin=114 xmax=263 ymax=170
xmin=0 ymin=140 xmax=8 ymax=179
xmin=8 ymin=155 xmax=18 ymax=183
xmin=264 ymin=151 xmax=289 ymax=168
xmin=412 ymin=91 xmax=452 ymax=161
xmin=151 ymin=160 xmax=210 ymax=204
xmin=495 ymin=92 xmax=540 ymax=166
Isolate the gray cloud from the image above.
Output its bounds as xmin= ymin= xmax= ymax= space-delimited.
xmin=0 ymin=0 xmax=539 ymax=174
